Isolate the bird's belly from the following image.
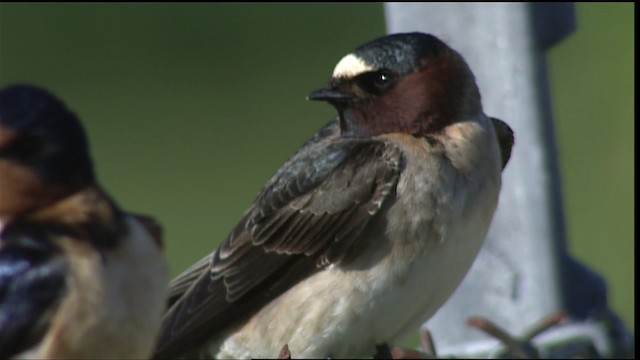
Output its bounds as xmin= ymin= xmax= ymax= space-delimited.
xmin=214 ymin=203 xmax=495 ymax=359
xmin=367 ymin=213 xmax=494 ymax=345
xmin=214 ymin=130 xmax=502 ymax=358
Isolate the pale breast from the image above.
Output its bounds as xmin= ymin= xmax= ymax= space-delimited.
xmin=215 ymin=116 xmax=502 ymax=359
xmin=370 ymin=116 xmax=502 ymax=342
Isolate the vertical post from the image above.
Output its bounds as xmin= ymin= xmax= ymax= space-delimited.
xmin=385 ymin=3 xmax=633 ymax=357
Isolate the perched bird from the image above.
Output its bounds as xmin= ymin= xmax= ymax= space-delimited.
xmin=0 ymin=85 xmax=168 ymax=359
xmin=154 ymin=32 xmax=514 ymax=359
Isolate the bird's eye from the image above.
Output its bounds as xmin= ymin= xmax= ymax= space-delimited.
xmin=0 ymin=134 xmax=46 ymax=163
xmin=356 ymin=70 xmax=395 ymax=95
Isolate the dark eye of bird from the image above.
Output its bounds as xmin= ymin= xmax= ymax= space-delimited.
xmin=356 ymin=70 xmax=395 ymax=95
xmin=0 ymin=134 xmax=46 ymax=164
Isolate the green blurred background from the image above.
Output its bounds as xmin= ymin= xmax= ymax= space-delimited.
xmin=0 ymin=2 xmax=633 ymax=334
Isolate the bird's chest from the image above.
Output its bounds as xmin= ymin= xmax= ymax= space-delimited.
xmin=359 ymin=131 xmax=501 ymax=343
xmin=217 ymin=128 xmax=502 ymax=358
xmin=289 ymin=153 xmax=498 ymax=358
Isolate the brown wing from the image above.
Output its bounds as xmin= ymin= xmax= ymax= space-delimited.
xmin=165 ymin=252 xmax=213 ymax=306
xmin=161 ymin=120 xmax=344 ymax=306
xmin=153 ymin=122 xmax=403 ymax=359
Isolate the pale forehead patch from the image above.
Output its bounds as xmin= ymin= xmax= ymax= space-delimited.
xmin=332 ymin=53 xmax=375 ymax=79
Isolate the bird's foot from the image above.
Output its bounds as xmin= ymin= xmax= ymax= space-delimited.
xmin=376 ymin=328 xmax=438 ymax=359
xmin=278 ymin=344 xmax=291 ymax=359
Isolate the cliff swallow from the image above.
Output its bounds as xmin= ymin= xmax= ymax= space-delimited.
xmin=154 ymin=32 xmax=514 ymax=359
xmin=0 ymin=85 xmax=168 ymax=359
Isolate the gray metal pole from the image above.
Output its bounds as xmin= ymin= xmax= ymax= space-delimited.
xmin=385 ymin=3 xmax=633 ymax=358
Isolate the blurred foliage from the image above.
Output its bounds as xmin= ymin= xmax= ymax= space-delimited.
xmin=0 ymin=1 xmax=632 ymax=339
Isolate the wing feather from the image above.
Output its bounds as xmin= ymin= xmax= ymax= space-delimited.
xmin=153 ymin=120 xmax=403 ymax=359
xmin=0 ymin=226 xmax=67 ymax=358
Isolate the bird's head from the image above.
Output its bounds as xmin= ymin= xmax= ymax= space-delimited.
xmin=0 ymin=85 xmax=95 ymax=223
xmin=308 ymin=32 xmax=482 ymax=138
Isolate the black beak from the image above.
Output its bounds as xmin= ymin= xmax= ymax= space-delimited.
xmin=306 ymin=87 xmax=354 ymax=102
